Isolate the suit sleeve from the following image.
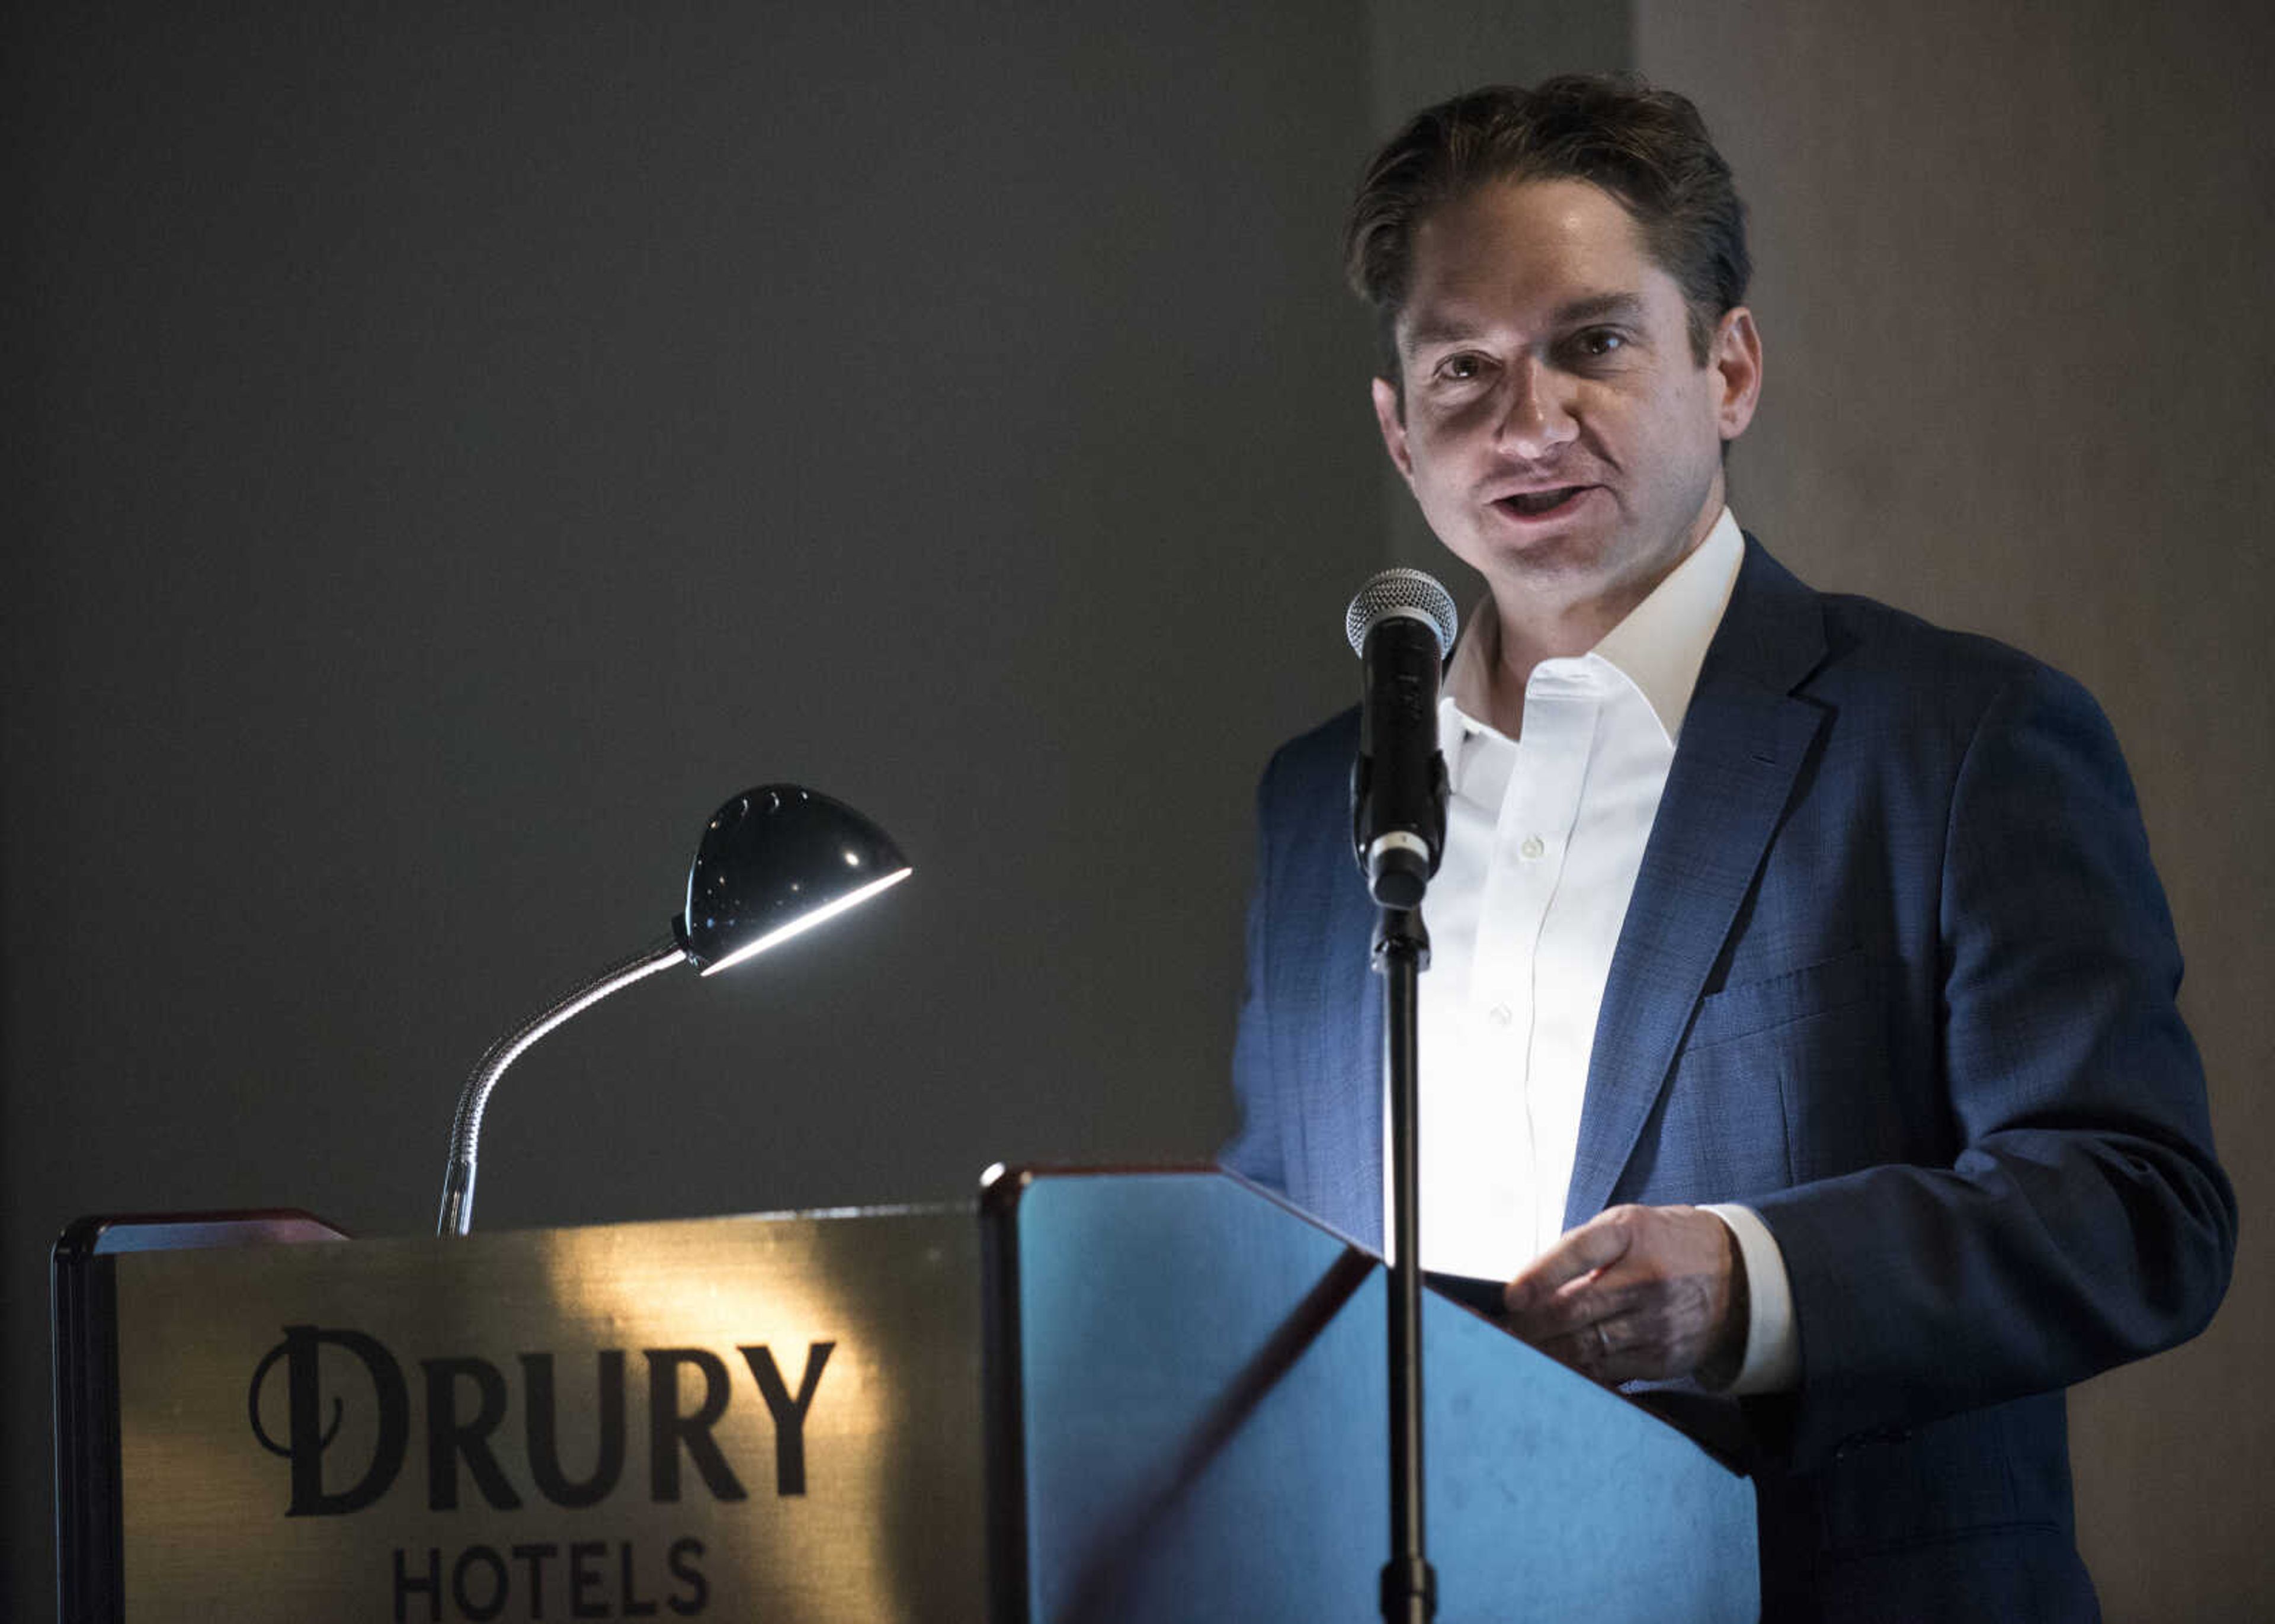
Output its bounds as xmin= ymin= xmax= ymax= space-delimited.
xmin=1220 ymin=748 xmax=1286 ymax=1192
xmin=1747 ymin=662 xmax=2235 ymax=1468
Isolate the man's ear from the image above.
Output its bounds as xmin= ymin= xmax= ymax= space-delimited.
xmin=1713 ymin=307 xmax=1763 ymax=442
xmin=1371 ymin=376 xmax=1415 ymax=483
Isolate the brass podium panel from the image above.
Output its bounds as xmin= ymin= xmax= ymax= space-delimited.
xmin=106 ymin=1208 xmax=984 ymax=1622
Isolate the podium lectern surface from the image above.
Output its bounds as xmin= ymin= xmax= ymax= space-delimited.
xmin=56 ymin=1171 xmax=1754 ymax=1622
xmin=1000 ymin=1171 xmax=1756 ymax=1624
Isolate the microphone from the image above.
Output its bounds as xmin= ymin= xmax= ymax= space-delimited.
xmin=1345 ymin=568 xmax=1458 ymax=909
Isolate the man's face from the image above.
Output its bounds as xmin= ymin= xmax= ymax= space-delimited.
xmin=1372 ymin=177 xmax=1760 ymax=617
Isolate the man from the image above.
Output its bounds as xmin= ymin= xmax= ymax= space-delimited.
xmin=1222 ymin=76 xmax=2233 ymax=1620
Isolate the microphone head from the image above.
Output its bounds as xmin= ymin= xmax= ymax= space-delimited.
xmin=1345 ymin=567 xmax=1459 ymax=660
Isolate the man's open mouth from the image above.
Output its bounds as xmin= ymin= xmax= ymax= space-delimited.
xmin=1497 ymin=486 xmax=1590 ymax=518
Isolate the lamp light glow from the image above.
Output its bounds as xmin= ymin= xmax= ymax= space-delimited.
xmin=700 ymin=865 xmax=911 ymax=976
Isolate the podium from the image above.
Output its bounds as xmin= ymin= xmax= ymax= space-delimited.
xmin=53 ymin=1170 xmax=1757 ymax=1622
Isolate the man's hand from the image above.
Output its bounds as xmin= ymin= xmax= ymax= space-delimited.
xmin=1501 ymin=1204 xmax=1747 ymax=1386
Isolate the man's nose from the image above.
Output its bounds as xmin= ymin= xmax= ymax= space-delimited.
xmin=1495 ymin=357 xmax=1578 ymax=457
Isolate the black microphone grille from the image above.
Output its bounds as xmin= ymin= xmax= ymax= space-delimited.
xmin=1345 ymin=568 xmax=1459 ymax=660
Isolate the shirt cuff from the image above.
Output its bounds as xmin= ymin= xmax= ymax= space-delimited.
xmin=1701 ymin=1203 xmax=1800 ymax=1395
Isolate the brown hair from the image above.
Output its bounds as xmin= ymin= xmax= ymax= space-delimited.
xmin=1345 ymin=75 xmax=1749 ymax=380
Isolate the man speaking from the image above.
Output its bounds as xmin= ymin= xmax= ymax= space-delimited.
xmin=1222 ymin=75 xmax=2233 ymax=1620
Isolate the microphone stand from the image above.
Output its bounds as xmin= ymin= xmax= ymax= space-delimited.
xmin=1375 ymin=902 xmax=1436 ymax=1624
xmin=1345 ymin=567 xmax=1456 ymax=1624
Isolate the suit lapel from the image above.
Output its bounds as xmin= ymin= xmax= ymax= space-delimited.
xmin=1563 ymin=540 xmax=1829 ymax=1228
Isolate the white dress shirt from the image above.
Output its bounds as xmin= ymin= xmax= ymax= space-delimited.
xmin=1387 ymin=508 xmax=1798 ymax=1394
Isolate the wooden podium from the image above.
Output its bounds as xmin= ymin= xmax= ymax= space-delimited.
xmin=52 ymin=1170 xmax=1757 ymax=1622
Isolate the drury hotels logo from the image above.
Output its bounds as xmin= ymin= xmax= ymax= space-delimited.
xmin=245 ymin=1325 xmax=835 ymax=1620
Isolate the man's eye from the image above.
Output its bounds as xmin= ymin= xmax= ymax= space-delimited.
xmin=1577 ymin=329 xmax=1626 ymax=357
xmin=1437 ymin=354 xmax=1485 ymax=382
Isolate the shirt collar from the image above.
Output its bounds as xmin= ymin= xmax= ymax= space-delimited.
xmin=1441 ymin=507 xmax=1745 ymax=745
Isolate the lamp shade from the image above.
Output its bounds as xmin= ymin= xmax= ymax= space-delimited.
xmin=673 ymin=784 xmax=912 ymax=975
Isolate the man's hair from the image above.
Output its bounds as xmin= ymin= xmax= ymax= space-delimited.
xmin=1345 ymin=75 xmax=1750 ymax=383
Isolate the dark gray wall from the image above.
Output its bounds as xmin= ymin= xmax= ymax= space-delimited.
xmin=1639 ymin=2 xmax=2274 ymax=1617
xmin=0 ymin=5 xmax=1379 ymax=1615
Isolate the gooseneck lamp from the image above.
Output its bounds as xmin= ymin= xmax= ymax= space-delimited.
xmin=435 ymin=784 xmax=911 ymax=1237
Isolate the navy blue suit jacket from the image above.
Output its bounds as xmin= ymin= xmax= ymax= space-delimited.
xmin=1223 ymin=539 xmax=2234 ymax=1620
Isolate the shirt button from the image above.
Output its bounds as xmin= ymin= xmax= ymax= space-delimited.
xmin=1488 ymin=1004 xmax=1514 ymax=1027
xmin=1520 ymin=835 xmax=1546 ymax=860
